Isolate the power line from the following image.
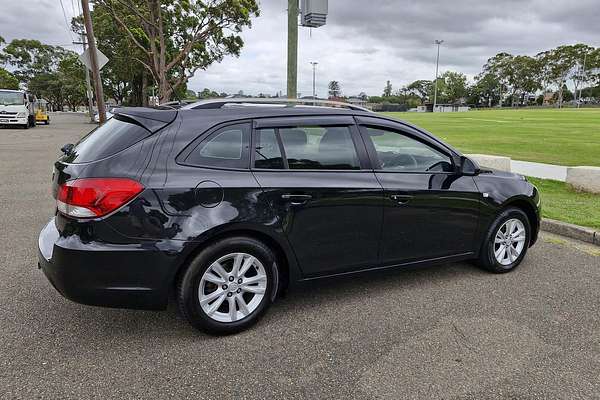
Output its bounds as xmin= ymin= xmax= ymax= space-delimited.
xmin=59 ymin=0 xmax=75 ymax=42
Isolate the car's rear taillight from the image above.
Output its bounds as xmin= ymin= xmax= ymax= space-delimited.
xmin=56 ymin=178 xmax=144 ymax=218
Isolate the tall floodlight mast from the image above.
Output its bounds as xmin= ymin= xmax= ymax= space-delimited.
xmin=433 ymin=39 xmax=444 ymax=112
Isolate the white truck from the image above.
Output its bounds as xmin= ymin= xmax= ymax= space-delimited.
xmin=0 ymin=89 xmax=36 ymax=129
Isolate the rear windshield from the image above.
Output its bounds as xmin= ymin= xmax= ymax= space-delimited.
xmin=64 ymin=116 xmax=150 ymax=163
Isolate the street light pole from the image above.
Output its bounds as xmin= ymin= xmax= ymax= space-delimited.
xmin=310 ymin=62 xmax=318 ymax=101
xmin=433 ymin=39 xmax=444 ymax=112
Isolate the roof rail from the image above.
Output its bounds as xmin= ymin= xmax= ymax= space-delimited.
xmin=179 ymin=98 xmax=372 ymax=112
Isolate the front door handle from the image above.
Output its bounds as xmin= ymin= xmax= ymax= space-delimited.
xmin=281 ymin=194 xmax=313 ymax=205
xmin=389 ymin=194 xmax=413 ymax=204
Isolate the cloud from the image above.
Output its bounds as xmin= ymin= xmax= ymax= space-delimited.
xmin=1 ymin=0 xmax=598 ymax=96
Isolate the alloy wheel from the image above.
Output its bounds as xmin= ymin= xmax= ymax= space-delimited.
xmin=493 ymin=218 xmax=526 ymax=266
xmin=198 ymin=252 xmax=267 ymax=323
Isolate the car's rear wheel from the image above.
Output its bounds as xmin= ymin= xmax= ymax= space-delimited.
xmin=476 ymin=207 xmax=530 ymax=273
xmin=177 ymin=236 xmax=276 ymax=334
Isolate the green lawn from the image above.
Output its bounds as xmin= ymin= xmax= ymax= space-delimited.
xmin=382 ymin=108 xmax=600 ymax=167
xmin=528 ymin=177 xmax=600 ymax=230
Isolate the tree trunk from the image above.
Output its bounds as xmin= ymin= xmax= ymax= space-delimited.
xmin=558 ymin=80 xmax=564 ymax=108
xmin=158 ymin=74 xmax=172 ymax=104
xmin=142 ymin=72 xmax=149 ymax=107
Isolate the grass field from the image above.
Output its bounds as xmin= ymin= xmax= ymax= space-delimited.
xmin=383 ymin=108 xmax=600 ymax=167
xmin=528 ymin=177 xmax=600 ymax=230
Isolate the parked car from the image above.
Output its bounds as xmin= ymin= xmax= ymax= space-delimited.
xmin=38 ymin=99 xmax=541 ymax=334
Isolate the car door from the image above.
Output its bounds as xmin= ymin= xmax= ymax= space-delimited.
xmin=356 ymin=116 xmax=480 ymax=265
xmin=251 ymin=116 xmax=383 ymax=277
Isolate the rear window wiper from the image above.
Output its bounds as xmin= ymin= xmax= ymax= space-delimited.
xmin=61 ymin=143 xmax=75 ymax=155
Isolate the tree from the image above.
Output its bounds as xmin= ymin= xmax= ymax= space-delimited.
xmin=586 ymin=48 xmax=600 ymax=91
xmin=567 ymin=44 xmax=595 ymax=102
xmin=438 ymin=71 xmax=468 ymax=104
xmin=470 ymin=73 xmax=500 ymax=107
xmin=198 ymin=87 xmax=220 ymax=98
xmin=328 ymin=80 xmax=341 ymax=97
xmin=58 ymin=54 xmax=87 ymax=111
xmin=16 ymin=45 xmax=87 ymax=111
xmin=537 ymin=45 xmax=588 ymax=108
xmin=74 ymin=11 xmax=144 ymax=105
xmin=406 ymin=80 xmax=431 ymax=104
xmin=383 ymin=80 xmax=392 ymax=97
xmin=0 ymin=39 xmax=69 ymax=83
xmin=95 ymin=0 xmax=260 ymax=103
xmin=0 ymin=67 xmax=19 ymax=89
xmin=28 ymin=72 xmax=65 ymax=110
xmin=509 ymin=55 xmax=542 ymax=106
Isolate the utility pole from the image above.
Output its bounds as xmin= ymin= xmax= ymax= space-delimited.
xmin=74 ymin=37 xmax=95 ymax=123
xmin=81 ymin=0 xmax=106 ymax=123
xmin=310 ymin=61 xmax=318 ymax=101
xmin=578 ymin=51 xmax=588 ymax=109
xmin=287 ymin=0 xmax=298 ymax=99
xmin=433 ymin=39 xmax=444 ymax=112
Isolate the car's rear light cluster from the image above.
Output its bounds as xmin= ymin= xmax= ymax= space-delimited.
xmin=56 ymin=178 xmax=144 ymax=218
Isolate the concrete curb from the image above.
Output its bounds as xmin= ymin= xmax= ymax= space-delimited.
xmin=541 ymin=218 xmax=600 ymax=247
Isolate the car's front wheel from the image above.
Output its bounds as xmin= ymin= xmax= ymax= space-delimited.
xmin=476 ymin=207 xmax=531 ymax=273
xmin=177 ymin=237 xmax=276 ymax=335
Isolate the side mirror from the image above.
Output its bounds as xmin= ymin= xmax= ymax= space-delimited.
xmin=459 ymin=156 xmax=480 ymax=176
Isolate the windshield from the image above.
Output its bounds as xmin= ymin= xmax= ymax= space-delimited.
xmin=0 ymin=91 xmax=25 ymax=106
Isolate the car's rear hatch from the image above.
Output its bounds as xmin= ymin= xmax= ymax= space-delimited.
xmin=52 ymin=107 xmax=177 ymax=198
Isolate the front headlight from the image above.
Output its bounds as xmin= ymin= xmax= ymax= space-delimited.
xmin=16 ymin=112 xmax=27 ymax=118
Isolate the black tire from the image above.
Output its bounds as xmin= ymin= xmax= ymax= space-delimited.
xmin=475 ymin=207 xmax=531 ymax=273
xmin=177 ymin=236 xmax=277 ymax=335
xmin=23 ymin=123 xmax=29 ymax=129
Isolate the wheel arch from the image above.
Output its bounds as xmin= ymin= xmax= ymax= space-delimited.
xmin=170 ymin=225 xmax=298 ymax=301
xmin=501 ymin=197 xmax=540 ymax=246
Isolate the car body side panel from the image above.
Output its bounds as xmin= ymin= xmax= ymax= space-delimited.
xmin=251 ymin=170 xmax=384 ymax=277
xmin=375 ymin=172 xmax=481 ymax=263
xmin=473 ymin=171 xmax=541 ymax=247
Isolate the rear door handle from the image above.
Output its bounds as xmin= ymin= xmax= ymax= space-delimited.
xmin=389 ymin=194 xmax=413 ymax=204
xmin=281 ymin=194 xmax=313 ymax=205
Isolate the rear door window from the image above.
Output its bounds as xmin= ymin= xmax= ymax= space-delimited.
xmin=66 ymin=116 xmax=151 ymax=163
xmin=254 ymin=128 xmax=285 ymax=169
xmin=274 ymin=126 xmax=360 ymax=170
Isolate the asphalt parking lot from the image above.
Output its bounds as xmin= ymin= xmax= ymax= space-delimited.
xmin=1 ymin=113 xmax=600 ymax=399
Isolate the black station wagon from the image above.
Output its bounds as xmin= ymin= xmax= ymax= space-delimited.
xmin=38 ymin=99 xmax=540 ymax=334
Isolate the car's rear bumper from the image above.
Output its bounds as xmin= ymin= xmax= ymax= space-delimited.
xmin=38 ymin=218 xmax=177 ymax=310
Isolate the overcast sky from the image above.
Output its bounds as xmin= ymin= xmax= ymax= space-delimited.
xmin=1 ymin=0 xmax=599 ymax=96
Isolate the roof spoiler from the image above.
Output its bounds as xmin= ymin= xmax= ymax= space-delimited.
xmin=112 ymin=107 xmax=178 ymax=133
